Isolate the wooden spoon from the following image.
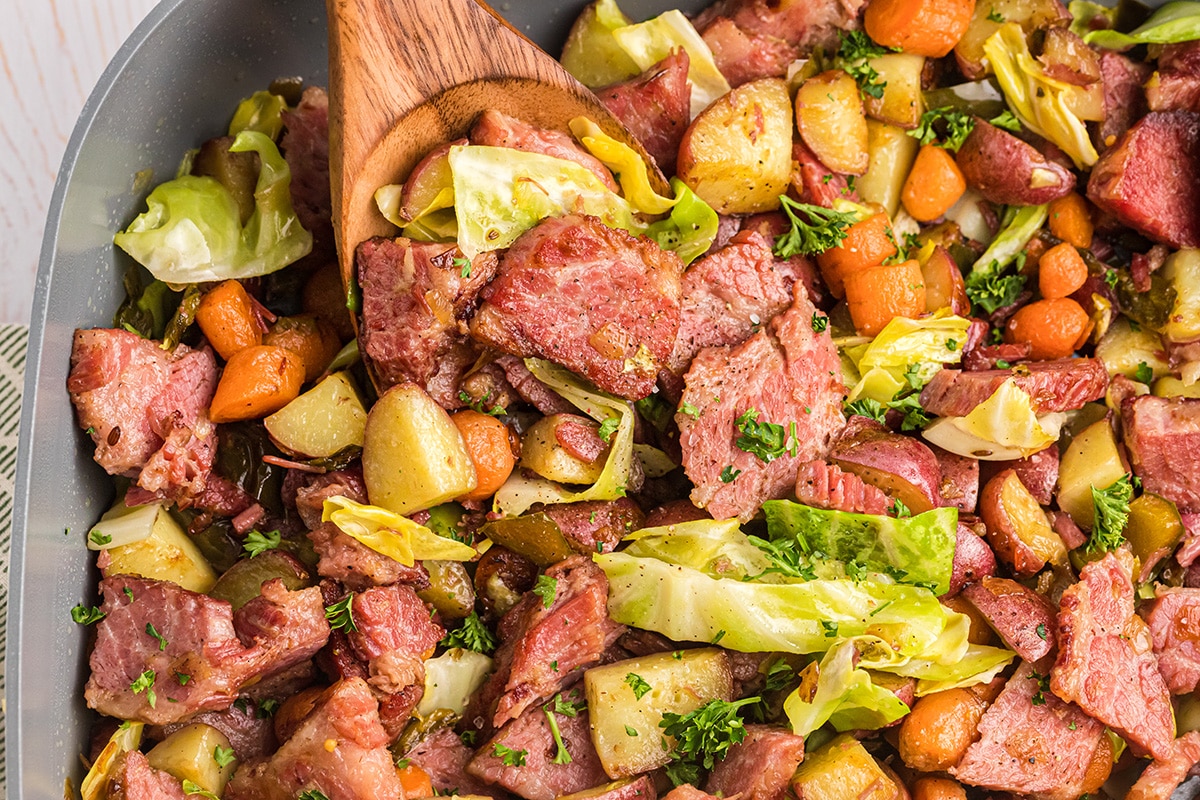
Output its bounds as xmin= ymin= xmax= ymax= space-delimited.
xmin=326 ymin=0 xmax=668 ymax=290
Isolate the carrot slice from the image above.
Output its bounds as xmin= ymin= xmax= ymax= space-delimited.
xmin=864 ymin=0 xmax=976 ymax=57
xmin=816 ymin=212 xmax=898 ymax=298
xmin=1037 ymin=242 xmax=1089 ymax=300
xmin=1005 ymin=297 xmax=1090 ymax=360
xmin=1047 ymin=193 xmax=1094 ymax=249
xmin=209 ymin=345 xmax=305 ymax=423
xmin=844 ymin=259 xmax=927 ymax=336
xmin=451 ymin=410 xmax=517 ymax=502
xmin=195 ymin=279 xmax=263 ymax=360
xmin=902 ymin=145 xmax=967 ymax=223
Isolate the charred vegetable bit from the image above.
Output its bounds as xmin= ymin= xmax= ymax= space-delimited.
xmin=1087 ymin=475 xmax=1134 ymax=554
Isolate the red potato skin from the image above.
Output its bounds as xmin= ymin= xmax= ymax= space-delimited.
xmin=980 ymin=446 xmax=1060 ymax=506
xmin=399 ymin=139 xmax=464 ymax=221
xmin=955 ymin=120 xmax=1076 ymax=206
xmin=979 ymin=470 xmax=1049 ymax=578
xmin=961 ymin=576 xmax=1058 ymax=664
xmin=932 ymin=445 xmax=979 ymax=514
xmin=921 ymin=245 xmax=970 ymax=316
xmin=830 ymin=418 xmax=943 ymax=513
xmin=947 ymin=522 xmax=998 ymax=597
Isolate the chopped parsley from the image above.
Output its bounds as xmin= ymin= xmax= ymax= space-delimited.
xmin=774 ymin=196 xmax=858 ymax=258
xmin=458 ymin=389 xmax=506 ymax=417
xmin=660 ymin=697 xmax=758 ymax=770
xmin=297 ymin=791 xmax=331 ymax=800
xmin=1134 ymin=362 xmax=1154 ymax=384
xmin=534 ymin=574 xmax=558 ymax=609
xmin=838 ymin=31 xmax=891 ymax=99
xmin=909 ymin=107 xmax=976 ymax=152
xmin=624 ymin=673 xmax=653 ymax=700
xmin=811 ymin=313 xmax=829 ymax=333
xmin=987 ymin=8 xmax=1006 ymax=21
xmin=1087 ymin=475 xmax=1134 ymax=554
xmin=820 ymin=620 xmax=840 ymax=638
xmin=543 ymin=705 xmax=573 ymax=765
xmin=493 ymin=743 xmax=528 ymax=767
xmin=734 ymin=408 xmax=787 ymax=463
xmin=626 ymin=725 xmax=639 ymax=737
xmin=71 ymin=605 xmax=105 ymax=625
xmin=213 ymin=745 xmax=237 ymax=768
xmin=678 ymin=401 xmax=700 ymax=419
xmin=256 ymin=698 xmax=280 ymax=718
xmin=990 ymin=109 xmax=1022 ymax=132
xmin=181 ymin=780 xmax=219 ymax=800
xmin=1029 ymin=671 xmax=1051 ymax=706
xmin=89 ymin=529 xmax=112 ymax=547
xmin=763 ymin=659 xmax=796 ymax=692
xmin=454 ymin=256 xmax=472 ymax=278
xmin=1036 ymin=623 xmax=1048 ymax=641
xmin=130 ymin=669 xmax=157 ymax=709
xmin=747 ymin=535 xmax=816 ymax=581
xmin=843 ymin=397 xmax=886 ymax=423
xmin=720 ymin=465 xmax=742 ymax=484
xmin=441 ymin=611 xmax=498 ymax=654
xmin=946 ymin=338 xmax=959 ymax=351
xmin=324 ymin=595 xmax=357 ymax=632
xmin=176 ymin=672 xmax=191 ymax=686
xmin=966 ymin=266 xmax=1026 ymax=315
xmin=889 ymin=498 xmax=912 ymax=518
xmin=145 ymin=622 xmax=168 ymax=651
xmin=242 ymin=528 xmax=282 ymax=557
xmin=711 ymin=630 xmax=726 ymax=644
xmin=597 ymin=417 xmax=620 ymax=443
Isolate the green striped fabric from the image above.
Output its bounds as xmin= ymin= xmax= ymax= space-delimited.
xmin=0 ymin=323 xmax=29 ymax=796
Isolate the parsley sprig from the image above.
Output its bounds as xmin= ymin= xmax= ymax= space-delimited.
xmin=242 ymin=529 xmax=281 ymax=557
xmin=1087 ymin=475 xmax=1134 ymax=554
xmin=909 ymin=107 xmax=976 ymax=152
xmin=774 ymin=196 xmax=858 ymax=258
xmin=838 ymin=31 xmax=891 ymax=99
xmin=493 ymin=742 xmax=528 ymax=767
xmin=324 ymin=595 xmax=357 ymax=632
xmin=734 ymin=408 xmax=787 ymax=463
xmin=441 ymin=611 xmax=498 ymax=654
xmin=533 ymin=575 xmax=558 ymax=609
xmin=660 ymin=696 xmax=759 ymax=782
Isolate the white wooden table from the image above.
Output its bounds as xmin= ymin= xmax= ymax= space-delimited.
xmin=0 ymin=0 xmax=159 ymax=325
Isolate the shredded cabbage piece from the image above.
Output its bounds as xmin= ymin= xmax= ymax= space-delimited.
xmin=642 ymin=178 xmax=720 ymax=265
xmin=322 ymin=495 xmax=477 ymax=566
xmin=784 ymin=641 xmax=911 ymax=736
xmin=570 ymin=117 xmax=677 ymax=215
xmin=417 ymin=648 xmax=494 ymax=716
xmin=845 ymin=312 xmax=972 ymax=402
xmin=228 ymin=90 xmax=287 ymax=139
xmin=611 ymin=10 xmax=731 ymax=118
xmin=922 ymin=378 xmax=1066 ymax=460
xmin=1085 ymin=1 xmax=1200 ymax=49
xmin=983 ymin=24 xmax=1098 ymax=168
xmin=81 ymin=722 xmax=145 ymax=800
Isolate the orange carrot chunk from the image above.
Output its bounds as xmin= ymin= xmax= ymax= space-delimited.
xmin=263 ymin=314 xmax=342 ymax=383
xmin=844 ymin=259 xmax=927 ymax=336
xmin=1037 ymin=242 xmax=1089 ymax=300
xmin=451 ymin=410 xmax=517 ymax=502
xmin=864 ymin=0 xmax=976 ymax=57
xmin=816 ymin=212 xmax=899 ymax=298
xmin=209 ymin=345 xmax=305 ymax=423
xmin=1005 ymin=297 xmax=1090 ymax=360
xmin=396 ymin=762 xmax=434 ymax=799
xmin=195 ymin=279 xmax=263 ymax=361
xmin=902 ymin=145 xmax=967 ymax=223
xmin=1047 ymin=193 xmax=1094 ymax=249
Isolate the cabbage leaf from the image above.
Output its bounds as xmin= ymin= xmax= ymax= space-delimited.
xmin=899 ymin=643 xmax=1016 ymax=695
xmin=983 ymin=24 xmax=1098 ymax=168
xmin=761 ymin=502 xmax=958 ymax=595
xmin=561 ymin=0 xmax=641 ymax=88
xmin=611 ymin=10 xmax=731 ymax=118
xmin=570 ymin=117 xmax=677 ymax=215
xmin=114 ymin=130 xmax=312 ymax=283
xmin=644 ymin=178 xmax=720 ymax=265
xmin=845 ymin=312 xmax=972 ymax=402
xmin=784 ymin=641 xmax=911 ymax=736
xmin=971 ymin=204 xmax=1049 ymax=274
xmin=322 ymin=495 xmax=477 ymax=566
xmin=228 ymin=90 xmax=287 ymax=139
xmin=494 ymin=360 xmax=635 ymax=516
xmin=1084 ymin=1 xmax=1200 ymax=49
xmin=82 ymin=722 xmax=145 ymax=800
xmin=922 ymin=378 xmax=1066 ymax=460
xmin=449 ymin=145 xmax=637 ymax=259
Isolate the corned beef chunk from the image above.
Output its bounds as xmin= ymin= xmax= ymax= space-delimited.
xmin=1123 ymin=395 xmax=1200 ymax=513
xmin=224 ymin=678 xmax=402 ymax=800
xmin=472 ymin=109 xmax=619 ymax=192
xmin=290 ymin=468 xmax=366 ymax=530
xmin=700 ymin=17 xmax=800 ymax=86
xmin=790 ymin=142 xmax=859 ymax=208
xmin=406 ymin=727 xmax=502 ymax=798
xmin=346 ymin=584 xmax=444 ymax=661
xmin=471 ymin=556 xmax=625 ymax=732
xmin=280 ymin=86 xmax=334 ymax=262
xmin=668 ymin=231 xmax=799 ymax=374
xmin=1146 ymin=588 xmax=1200 ymax=695
xmin=794 ymin=460 xmax=889 ymax=515
xmin=704 ymin=725 xmax=806 ymax=800
xmin=951 ymin=662 xmax=1105 ymax=800
xmin=86 ymin=577 xmax=328 ymax=725
xmin=1126 ymin=731 xmax=1200 ymax=800
xmin=597 ymin=49 xmax=690 ymax=175
xmin=68 ymin=328 xmax=218 ymax=506
xmin=357 ymin=236 xmax=498 ymax=407
xmin=676 ymin=285 xmax=844 ymax=521
xmin=539 ymin=498 xmax=646 ymax=556
xmin=308 ymin=522 xmax=430 ymax=591
xmin=1050 ymin=553 xmax=1176 ymax=759
xmin=467 ymin=688 xmax=607 ymax=800
xmin=1146 ymin=41 xmax=1200 ymax=113
xmin=693 ymin=0 xmax=867 ymax=57
xmin=1098 ymin=52 xmax=1151 ymax=147
xmin=470 ymin=215 xmax=683 ymax=401
xmin=107 ymin=751 xmax=187 ymax=800
xmin=1087 ymin=110 xmax=1200 ymax=249
xmin=919 ymin=357 xmax=1109 ymax=418
xmin=961 ymin=578 xmax=1058 ymax=664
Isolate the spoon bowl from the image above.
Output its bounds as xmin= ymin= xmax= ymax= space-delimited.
xmin=327 ymin=0 xmax=667 ymax=288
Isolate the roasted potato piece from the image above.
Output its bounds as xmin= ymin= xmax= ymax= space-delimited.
xmin=264 ymin=372 xmax=368 ymax=459
xmin=858 ymin=120 xmax=921 ymax=218
xmin=1056 ymin=419 xmax=1126 ymax=530
xmin=1162 ymin=249 xmax=1200 ymax=343
xmin=91 ymin=502 xmax=217 ymax=593
xmin=677 ymin=78 xmax=793 ymax=214
xmin=920 ymin=244 xmax=970 ymax=314
xmin=796 ymin=71 xmax=870 ymax=176
xmin=831 ymin=422 xmax=944 ymax=513
xmin=586 ymin=648 xmax=733 ymax=778
xmin=262 ymin=314 xmax=342 ymax=382
xmin=146 ymin=723 xmax=236 ymax=796
xmin=793 ymin=733 xmax=905 ymax=799
xmin=954 ymin=0 xmax=1070 ymax=79
xmin=948 ymin=522 xmax=998 ymax=596
xmin=1094 ymin=317 xmax=1169 ymax=383
xmin=864 ymin=54 xmax=926 ymax=128
xmin=955 ymin=119 xmax=1075 ymax=206
xmin=520 ymin=413 xmax=610 ymax=485
xmin=474 ymin=546 xmax=538 ymax=617
xmin=362 ymin=383 xmax=477 ymax=515
xmin=980 ymin=469 xmax=1066 ymax=576
xmin=961 ymin=576 xmax=1057 ymax=662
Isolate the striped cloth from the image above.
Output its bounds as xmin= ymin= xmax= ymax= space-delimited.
xmin=0 ymin=323 xmax=29 ymax=797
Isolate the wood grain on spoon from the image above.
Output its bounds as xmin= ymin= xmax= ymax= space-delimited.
xmin=327 ymin=0 xmax=668 ymax=291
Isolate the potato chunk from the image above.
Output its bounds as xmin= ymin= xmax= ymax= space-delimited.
xmin=796 ymin=70 xmax=870 ymax=176
xmin=264 ymin=372 xmax=367 ymax=458
xmin=677 ymin=79 xmax=792 ymax=214
xmin=792 ymin=734 xmax=904 ymax=800
xmin=586 ymin=648 xmax=733 ymax=778
xmin=91 ymin=502 xmax=216 ymax=593
xmin=146 ymin=723 xmax=236 ymax=795
xmin=1057 ymin=419 xmax=1126 ymax=530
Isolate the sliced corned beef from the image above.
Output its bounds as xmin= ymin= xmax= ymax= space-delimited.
xmin=467 ymin=688 xmax=607 ymax=800
xmin=471 ymin=109 xmax=618 ymax=192
xmin=1087 ymin=110 xmax=1200 ymax=249
xmin=668 ymin=231 xmax=798 ymax=375
xmin=407 ymin=727 xmax=504 ymax=798
xmin=367 ymin=649 xmax=426 ymax=742
xmin=1126 ymin=731 xmax=1200 ymax=800
xmin=1098 ymin=52 xmax=1151 ymax=147
xmin=357 ymin=236 xmax=497 ymax=406
xmin=1146 ymin=41 xmax=1200 ymax=113
xmin=475 ymin=556 xmax=625 ymax=731
xmin=919 ymin=357 xmax=1109 ymax=417
xmin=962 ymin=341 xmax=1031 ymax=371
xmin=693 ymin=0 xmax=867 ymax=56
xmin=470 ymin=215 xmax=683 ymax=401
xmin=308 ymin=522 xmax=429 ymax=592
xmin=346 ymin=584 xmax=444 ymax=662
xmin=961 ymin=577 xmax=1058 ymax=664
xmin=280 ymin=86 xmax=334 ymax=261
xmin=951 ymin=662 xmax=1106 ymax=800
xmin=574 ymin=777 xmax=657 ymax=800
xmin=161 ymin=701 xmax=278 ymax=762
xmin=1123 ymin=395 xmax=1200 ymax=513
xmin=704 ymin=725 xmax=806 ymax=800
xmin=700 ymin=17 xmax=799 ymax=86
xmin=643 ymin=499 xmax=712 ymax=528
xmin=793 ymin=460 xmax=889 ymax=515
xmin=85 ymin=577 xmax=328 ymax=724
xmin=68 ymin=328 xmax=217 ymax=506
xmin=597 ymin=49 xmax=690 ymax=174
xmin=677 ymin=285 xmax=844 ymax=522
xmin=1050 ymin=553 xmax=1176 ymax=759
xmin=224 ymin=678 xmax=401 ymax=800
xmin=1146 ymin=588 xmax=1200 ymax=695
xmin=107 ymin=750 xmax=187 ymax=800
xmin=539 ymin=498 xmax=646 ymax=556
